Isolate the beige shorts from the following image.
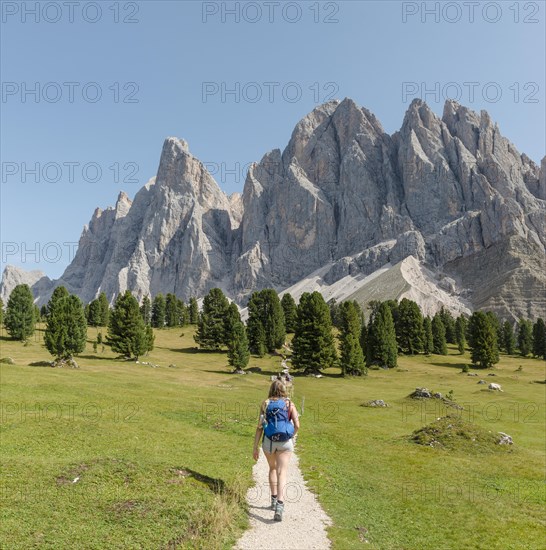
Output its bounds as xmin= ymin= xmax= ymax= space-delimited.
xmin=262 ymin=435 xmax=294 ymax=454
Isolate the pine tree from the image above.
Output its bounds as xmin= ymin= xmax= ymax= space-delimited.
xmin=423 ymin=316 xmax=434 ymax=355
xmin=227 ymin=320 xmax=250 ymax=370
xmin=107 ymin=291 xmax=148 ymax=360
xmin=40 ymin=304 xmax=47 ymax=320
xmin=247 ymin=316 xmax=266 ymax=357
xmin=34 ymin=305 xmax=41 ymax=324
xmin=281 ymin=293 xmax=298 ymax=333
xmin=431 ymin=314 xmax=448 ymax=355
xmin=292 ymin=291 xmax=337 ymax=373
xmin=366 ymin=301 xmax=397 ymax=368
xmin=5 ymin=284 xmax=35 ymax=341
xmin=177 ymin=298 xmax=189 ymax=326
xmin=194 ymin=288 xmax=230 ymax=350
xmin=328 ymin=299 xmax=341 ymax=329
xmin=151 ymin=294 xmax=166 ymax=328
xmin=224 ymin=302 xmax=241 ymax=344
xmin=359 ymin=318 xmax=368 ymax=359
xmin=395 ymin=298 xmax=424 ymax=354
xmin=468 ymin=311 xmax=499 ymax=368
xmin=338 ymin=301 xmax=366 ymax=375
xmin=439 ymin=307 xmax=456 ymax=344
xmin=189 ymin=297 xmax=199 ymax=324
xmin=455 ymin=315 xmax=467 ymax=354
xmin=165 ymin=293 xmax=179 ymax=327
xmin=485 ymin=311 xmax=503 ymax=349
xmin=47 ymin=286 xmax=69 ymax=317
xmin=140 ymin=296 xmax=152 ymax=325
xmin=246 ymin=289 xmax=285 ymax=354
xmin=502 ymin=321 xmax=516 ymax=355
xmin=44 ymin=294 xmax=87 ymax=359
xmin=87 ymin=298 xmax=102 ymax=327
xmin=532 ymin=318 xmax=546 ymax=359
xmin=517 ymin=319 xmax=533 ymax=357
xmin=144 ymin=324 xmax=155 ymax=354
xmin=0 ymin=297 xmax=4 ymax=326
xmin=97 ymin=292 xmax=110 ymax=326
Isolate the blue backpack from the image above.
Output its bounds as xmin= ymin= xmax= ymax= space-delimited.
xmin=263 ymin=398 xmax=294 ymax=442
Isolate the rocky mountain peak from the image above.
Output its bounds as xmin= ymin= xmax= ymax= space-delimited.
xmin=1 ymin=99 xmax=543 ymax=322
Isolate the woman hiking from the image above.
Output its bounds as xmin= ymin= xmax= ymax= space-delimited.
xmin=253 ymin=379 xmax=300 ymax=521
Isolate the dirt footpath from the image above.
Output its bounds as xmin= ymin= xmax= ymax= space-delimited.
xmin=234 ymin=451 xmax=332 ymax=550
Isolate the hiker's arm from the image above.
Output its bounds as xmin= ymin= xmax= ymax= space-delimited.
xmin=290 ymin=402 xmax=300 ymax=436
xmin=253 ymin=402 xmax=265 ymax=459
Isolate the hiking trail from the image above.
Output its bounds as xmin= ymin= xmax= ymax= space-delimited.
xmin=234 ymin=451 xmax=332 ymax=550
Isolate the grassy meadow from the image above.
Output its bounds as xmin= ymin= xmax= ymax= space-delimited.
xmin=0 ymin=325 xmax=544 ymax=549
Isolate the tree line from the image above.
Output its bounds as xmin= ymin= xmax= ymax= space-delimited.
xmin=2 ymin=284 xmax=545 ymax=371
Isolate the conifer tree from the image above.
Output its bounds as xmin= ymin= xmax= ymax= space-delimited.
xmin=107 ymin=290 xmax=148 ymax=360
xmin=485 ymin=311 xmax=503 ymax=349
xmin=338 ymin=301 xmax=366 ymax=375
xmin=246 ymin=289 xmax=285 ymax=353
xmin=366 ymin=301 xmax=398 ymax=368
xmin=45 ymin=294 xmax=87 ymax=359
xmin=177 ymin=298 xmax=189 ymax=326
xmin=87 ymin=298 xmax=102 ymax=327
xmin=281 ymin=293 xmax=298 ymax=333
xmin=47 ymin=286 xmax=69 ymax=317
xmin=97 ymin=292 xmax=110 ymax=326
xmin=247 ymin=316 xmax=267 ymax=357
xmin=189 ymin=297 xmax=199 ymax=324
xmin=359 ymin=317 xmax=368 ymax=359
xmin=468 ymin=311 xmax=499 ymax=368
xmin=395 ymin=298 xmax=424 ymax=354
xmin=194 ymin=288 xmax=230 ymax=350
xmin=532 ymin=318 xmax=545 ymax=359
xmin=165 ymin=293 xmax=179 ymax=327
xmin=5 ymin=284 xmax=35 ymax=341
xmin=227 ymin=319 xmax=250 ymax=370
xmin=151 ymin=294 xmax=166 ymax=328
xmin=0 ymin=297 xmax=4 ymax=326
xmin=502 ymin=320 xmax=516 ymax=355
xmin=455 ymin=315 xmax=467 ymax=354
xmin=292 ymin=291 xmax=337 ymax=373
xmin=224 ymin=302 xmax=241 ymax=343
xmin=439 ymin=307 xmax=456 ymax=344
xmin=517 ymin=319 xmax=533 ymax=357
xmin=144 ymin=324 xmax=155 ymax=354
xmin=423 ymin=316 xmax=434 ymax=355
xmin=140 ymin=296 xmax=152 ymax=325
xmin=431 ymin=314 xmax=448 ymax=355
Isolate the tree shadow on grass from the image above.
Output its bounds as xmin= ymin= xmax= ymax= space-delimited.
xmin=28 ymin=361 xmax=52 ymax=367
xmin=430 ymin=361 xmax=474 ymax=370
xmin=77 ymin=354 xmax=119 ymax=361
xmin=169 ymin=347 xmax=230 ymax=355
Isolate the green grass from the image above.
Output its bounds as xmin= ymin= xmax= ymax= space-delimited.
xmin=1 ymin=326 xmax=545 ymax=549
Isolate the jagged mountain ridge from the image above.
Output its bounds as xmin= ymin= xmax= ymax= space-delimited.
xmin=1 ymin=98 xmax=545 ymax=321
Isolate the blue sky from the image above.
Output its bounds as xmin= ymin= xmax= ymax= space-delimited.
xmin=1 ymin=0 xmax=544 ymax=278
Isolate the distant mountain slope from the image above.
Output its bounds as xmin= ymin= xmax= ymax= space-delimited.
xmin=2 ymin=99 xmax=544 ymax=321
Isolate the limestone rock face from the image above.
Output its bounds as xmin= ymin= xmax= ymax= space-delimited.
xmin=0 ymin=265 xmax=53 ymax=304
xmin=1 ymin=100 xmax=544 ymax=321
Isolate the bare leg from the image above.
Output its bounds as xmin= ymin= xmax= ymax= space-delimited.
xmin=275 ymin=451 xmax=292 ymax=502
xmin=264 ymin=451 xmax=278 ymax=497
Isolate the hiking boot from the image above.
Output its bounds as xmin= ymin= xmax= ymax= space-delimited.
xmin=274 ymin=501 xmax=284 ymax=521
xmin=270 ymin=496 xmax=277 ymax=510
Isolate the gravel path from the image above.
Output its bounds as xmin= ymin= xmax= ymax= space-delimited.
xmin=234 ymin=451 xmax=332 ymax=550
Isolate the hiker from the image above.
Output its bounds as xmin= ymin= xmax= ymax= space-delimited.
xmin=253 ymin=379 xmax=300 ymax=522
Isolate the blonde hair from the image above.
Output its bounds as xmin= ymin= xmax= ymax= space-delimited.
xmin=268 ymin=380 xmax=287 ymax=398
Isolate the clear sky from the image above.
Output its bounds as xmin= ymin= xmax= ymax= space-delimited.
xmin=1 ymin=0 xmax=544 ymax=278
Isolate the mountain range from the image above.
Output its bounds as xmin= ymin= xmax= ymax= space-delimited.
xmin=2 ymin=98 xmax=545 ymax=321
